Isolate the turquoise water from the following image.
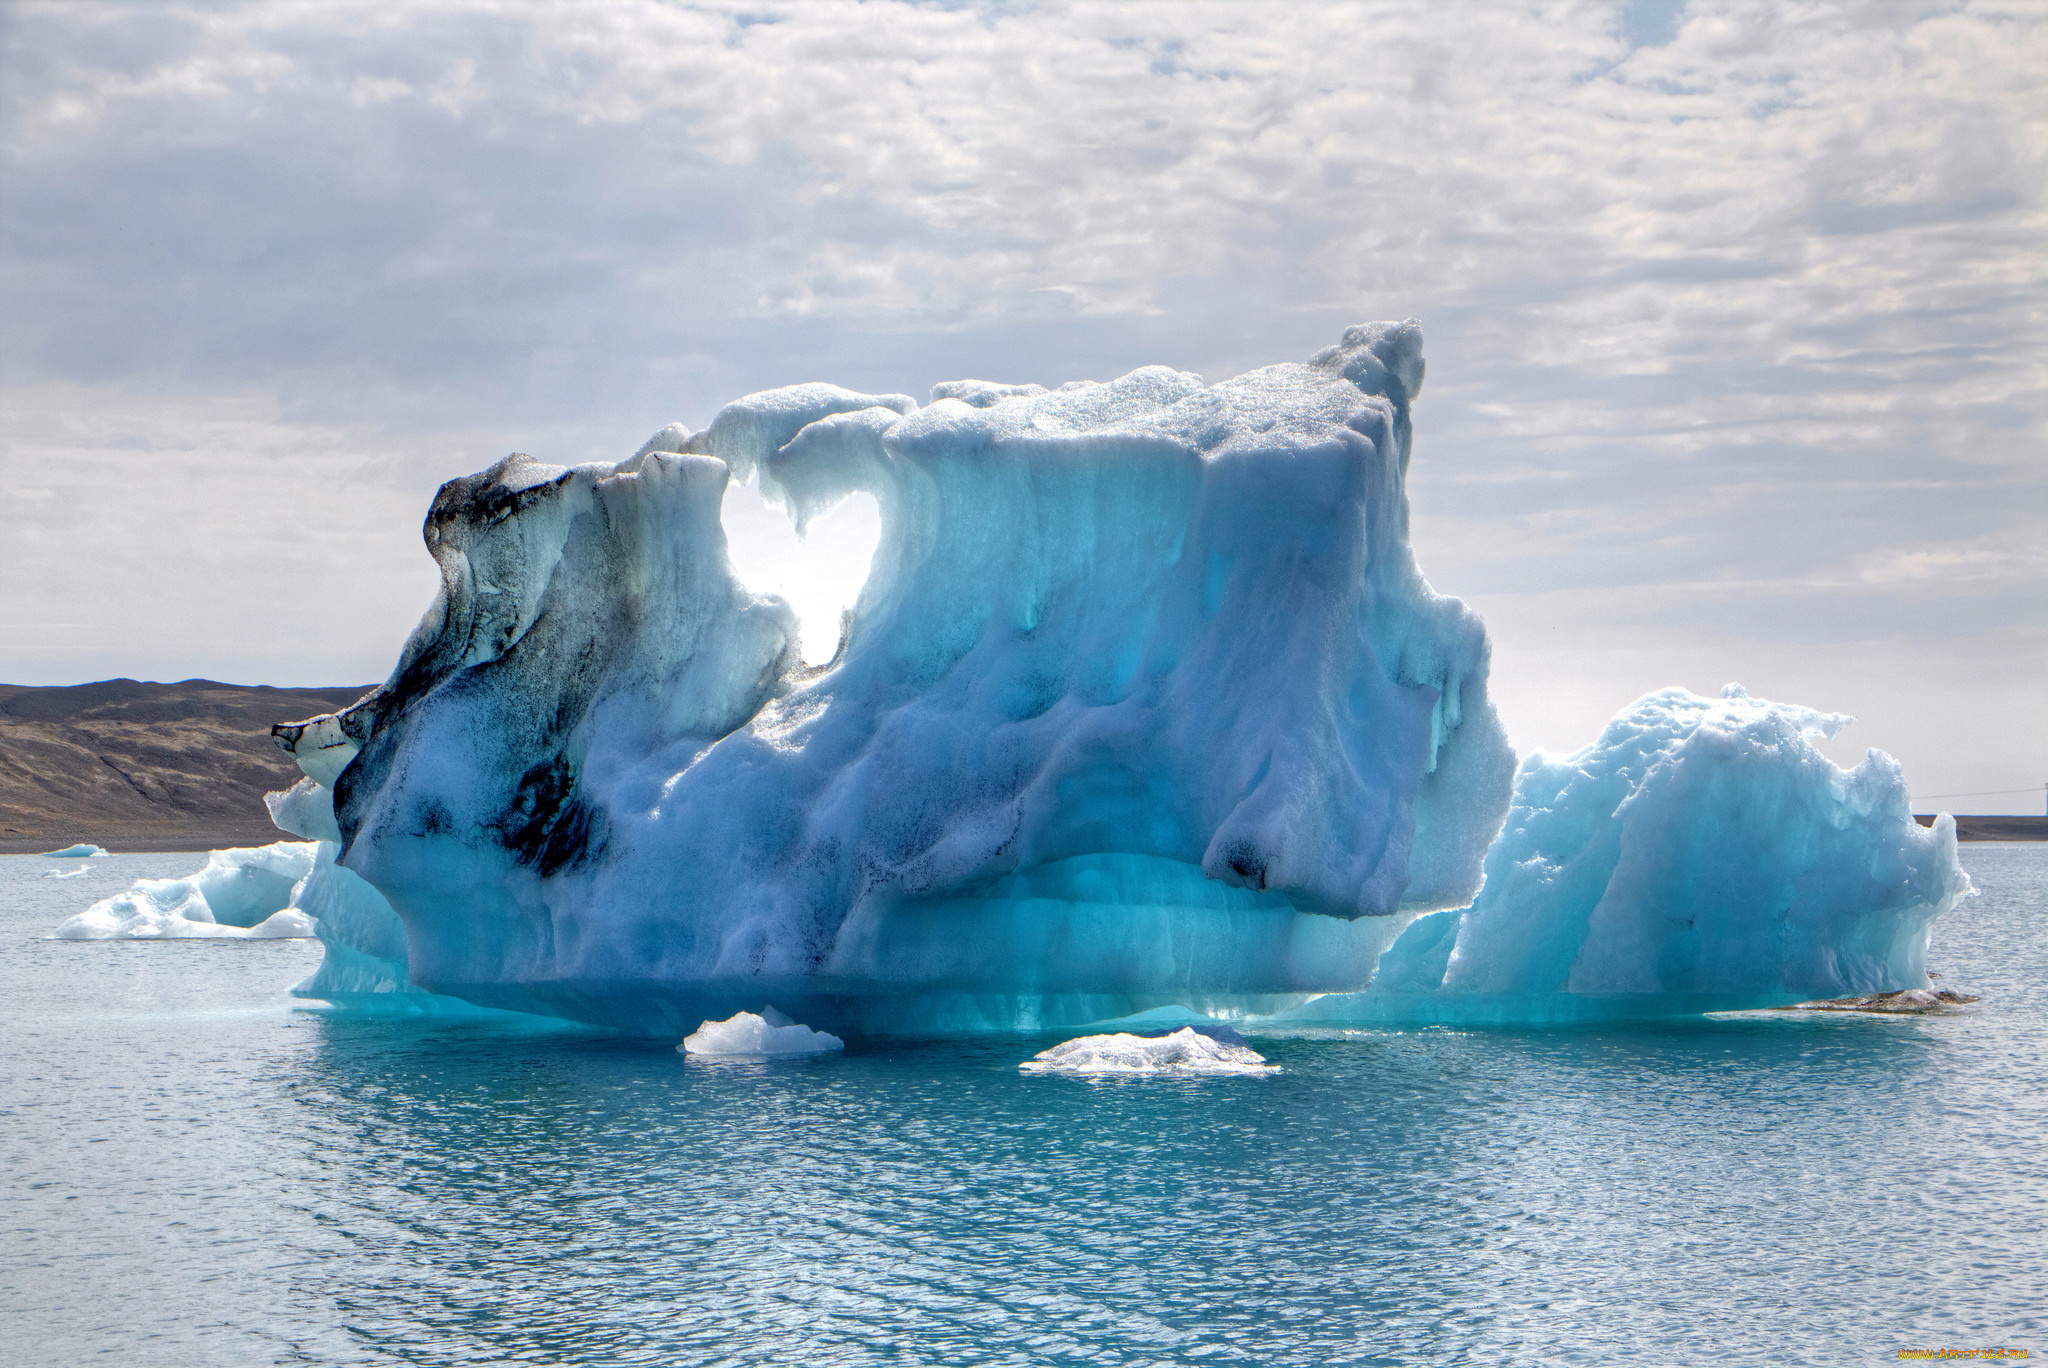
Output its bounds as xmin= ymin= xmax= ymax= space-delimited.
xmin=2 ymin=847 xmax=2041 ymax=1367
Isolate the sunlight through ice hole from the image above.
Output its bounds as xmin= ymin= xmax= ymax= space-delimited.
xmin=719 ymin=476 xmax=881 ymax=666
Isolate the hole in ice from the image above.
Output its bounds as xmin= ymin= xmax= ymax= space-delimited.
xmin=720 ymin=477 xmax=880 ymax=666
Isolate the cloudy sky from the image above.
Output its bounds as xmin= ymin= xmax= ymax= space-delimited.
xmin=2 ymin=0 xmax=2042 ymax=811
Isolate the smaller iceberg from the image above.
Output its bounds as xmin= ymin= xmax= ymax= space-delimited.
xmin=56 ymin=842 xmax=321 ymax=940
xmin=43 ymin=844 xmax=109 ymax=858
xmin=1293 ymin=684 xmax=1972 ymax=1024
xmin=45 ymin=867 xmax=92 ymax=880
xmin=1021 ymin=1026 xmax=1279 ymax=1076
xmin=681 ymin=1008 xmax=846 ymax=1057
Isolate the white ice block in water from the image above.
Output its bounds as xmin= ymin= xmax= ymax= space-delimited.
xmin=271 ymin=322 xmax=1518 ymax=1034
xmin=56 ymin=841 xmax=322 ymax=940
xmin=46 ymin=867 xmax=92 ymax=879
xmin=681 ymin=1009 xmax=845 ymax=1057
xmin=43 ymin=844 xmax=109 ymax=857
xmin=1021 ymin=1027 xmax=1278 ymax=1076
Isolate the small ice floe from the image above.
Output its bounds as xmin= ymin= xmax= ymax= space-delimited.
xmin=58 ymin=902 xmax=317 ymax=940
xmin=46 ymin=867 xmax=92 ymax=879
xmin=54 ymin=842 xmax=322 ymax=940
xmin=680 ymin=1007 xmax=845 ymax=1057
xmin=43 ymin=843 xmax=110 ymax=858
xmin=1775 ymin=988 xmax=1981 ymax=1015
xmin=1020 ymin=1026 xmax=1279 ymax=1076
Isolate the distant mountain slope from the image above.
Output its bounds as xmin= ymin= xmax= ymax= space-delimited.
xmin=0 ymin=680 xmax=373 ymax=853
xmin=1914 ymin=813 xmax=2048 ymax=842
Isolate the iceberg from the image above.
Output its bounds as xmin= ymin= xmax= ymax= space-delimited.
xmin=56 ymin=841 xmax=321 ymax=940
xmin=46 ymin=867 xmax=92 ymax=880
xmin=261 ymin=321 xmax=1968 ymax=1037
xmin=275 ymin=321 xmax=1516 ymax=1035
xmin=1020 ymin=1027 xmax=1278 ymax=1076
xmin=1289 ymin=685 xmax=1971 ymax=1024
xmin=680 ymin=1008 xmax=845 ymax=1057
xmin=48 ymin=775 xmax=495 ymax=1018
xmin=43 ymin=844 xmax=109 ymax=858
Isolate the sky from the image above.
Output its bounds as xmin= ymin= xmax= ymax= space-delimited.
xmin=1 ymin=0 xmax=2043 ymax=812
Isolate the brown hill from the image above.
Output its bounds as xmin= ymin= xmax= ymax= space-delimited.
xmin=0 ymin=679 xmax=373 ymax=853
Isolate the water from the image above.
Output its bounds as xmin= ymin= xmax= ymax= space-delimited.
xmin=3 ymin=847 xmax=2042 ymax=1367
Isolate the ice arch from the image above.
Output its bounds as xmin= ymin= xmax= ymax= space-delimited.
xmin=274 ymin=322 xmax=1520 ymax=1034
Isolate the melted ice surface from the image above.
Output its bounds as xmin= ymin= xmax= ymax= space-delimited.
xmin=1021 ymin=1027 xmax=1278 ymax=1076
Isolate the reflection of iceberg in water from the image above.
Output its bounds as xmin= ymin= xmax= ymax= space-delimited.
xmin=261 ymin=322 xmax=1969 ymax=1036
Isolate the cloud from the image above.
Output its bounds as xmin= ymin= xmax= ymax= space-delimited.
xmin=1 ymin=0 xmax=2042 ymax=798
xmin=0 ymin=379 xmax=445 ymax=684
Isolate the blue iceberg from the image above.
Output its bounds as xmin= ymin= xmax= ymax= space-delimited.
xmin=1288 ymin=685 xmax=1970 ymax=1025
xmin=267 ymin=323 xmax=1967 ymax=1035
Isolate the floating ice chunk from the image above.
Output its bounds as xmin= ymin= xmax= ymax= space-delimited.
xmin=1021 ymin=1027 xmax=1278 ymax=1076
xmin=1300 ymin=685 xmax=1973 ymax=1024
xmin=43 ymin=844 xmax=109 ymax=857
xmin=45 ymin=867 xmax=92 ymax=879
xmin=57 ymin=899 xmax=315 ymax=940
xmin=681 ymin=1008 xmax=845 ymax=1057
xmin=56 ymin=841 xmax=321 ymax=940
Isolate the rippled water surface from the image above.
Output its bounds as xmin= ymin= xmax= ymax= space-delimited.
xmin=3 ymin=846 xmax=2043 ymax=1367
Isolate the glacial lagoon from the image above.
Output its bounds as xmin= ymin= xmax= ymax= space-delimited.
xmin=4 ymin=844 xmax=2040 ymax=1367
